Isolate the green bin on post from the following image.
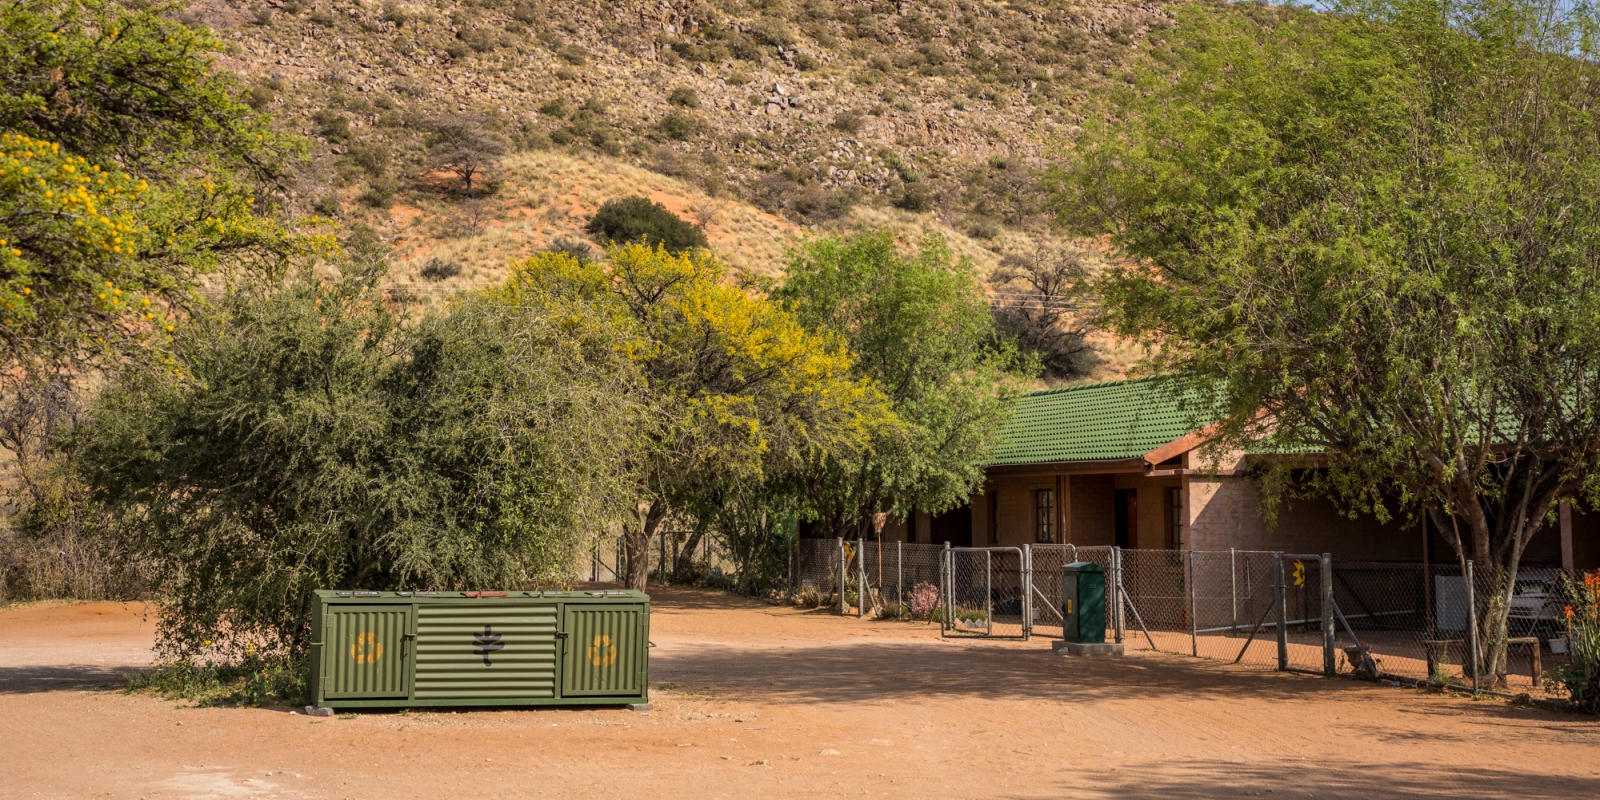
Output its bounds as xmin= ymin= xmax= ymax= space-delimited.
xmin=1061 ymin=562 xmax=1106 ymax=644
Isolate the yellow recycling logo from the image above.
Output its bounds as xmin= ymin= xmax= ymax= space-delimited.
xmin=588 ymin=634 xmax=618 ymax=667
xmin=351 ymin=632 xmax=383 ymax=664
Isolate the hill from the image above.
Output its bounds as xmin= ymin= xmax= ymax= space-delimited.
xmin=176 ymin=0 xmax=1155 ymax=375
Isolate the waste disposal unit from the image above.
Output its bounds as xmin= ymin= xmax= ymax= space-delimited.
xmin=311 ymin=589 xmax=649 ymax=709
xmin=1060 ymin=562 xmax=1106 ymax=644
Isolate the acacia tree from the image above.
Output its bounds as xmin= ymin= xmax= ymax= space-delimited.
xmin=72 ymin=267 xmax=638 ymax=659
xmin=776 ymin=232 xmax=1020 ymax=539
xmin=489 ymin=245 xmax=887 ymax=590
xmin=1056 ymin=0 xmax=1600 ymax=681
xmin=1 ymin=0 xmax=317 ymax=525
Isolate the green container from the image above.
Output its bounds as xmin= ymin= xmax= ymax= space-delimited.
xmin=1061 ymin=562 xmax=1106 ymax=644
xmin=310 ymin=589 xmax=649 ymax=709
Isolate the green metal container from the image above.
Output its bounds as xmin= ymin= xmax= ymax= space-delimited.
xmin=310 ymin=589 xmax=649 ymax=709
xmin=1061 ymin=562 xmax=1106 ymax=644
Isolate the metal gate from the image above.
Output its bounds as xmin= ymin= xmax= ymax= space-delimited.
xmin=941 ymin=547 xmax=1029 ymax=639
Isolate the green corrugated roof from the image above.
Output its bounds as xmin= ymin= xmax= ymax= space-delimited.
xmin=987 ymin=377 xmax=1210 ymax=466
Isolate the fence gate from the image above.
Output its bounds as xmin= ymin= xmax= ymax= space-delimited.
xmin=941 ymin=547 xmax=1029 ymax=640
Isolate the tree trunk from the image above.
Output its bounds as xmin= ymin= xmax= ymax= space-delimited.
xmin=624 ymin=499 xmax=667 ymax=591
xmin=675 ymin=528 xmax=706 ymax=579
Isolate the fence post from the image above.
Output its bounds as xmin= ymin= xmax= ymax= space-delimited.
xmin=658 ymin=534 xmax=666 ymax=584
xmin=1230 ymin=547 xmax=1239 ymax=633
xmin=934 ymin=540 xmax=947 ymax=633
xmin=1022 ymin=544 xmax=1033 ymax=642
xmin=896 ymin=541 xmax=904 ymax=617
xmin=1275 ymin=554 xmax=1288 ymax=671
xmin=787 ymin=535 xmax=795 ymax=600
xmin=1466 ymin=559 xmax=1480 ymax=695
xmin=1187 ymin=549 xmax=1198 ymax=657
xmin=857 ymin=538 xmax=867 ymax=619
xmin=1320 ymin=553 xmax=1335 ymax=677
xmin=1111 ymin=547 xmax=1125 ymax=644
xmin=837 ymin=537 xmax=847 ymax=616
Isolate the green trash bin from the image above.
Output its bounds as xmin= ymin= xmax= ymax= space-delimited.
xmin=1061 ymin=562 xmax=1106 ymax=644
xmin=310 ymin=589 xmax=650 ymax=709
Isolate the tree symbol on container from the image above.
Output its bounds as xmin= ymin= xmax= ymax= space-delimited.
xmin=351 ymin=632 xmax=383 ymax=664
xmin=589 ymin=634 xmax=617 ymax=666
xmin=473 ymin=626 xmax=504 ymax=666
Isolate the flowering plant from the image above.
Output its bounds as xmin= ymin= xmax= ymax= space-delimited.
xmin=1557 ymin=571 xmax=1600 ymax=712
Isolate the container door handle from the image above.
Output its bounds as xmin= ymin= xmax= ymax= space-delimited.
xmin=401 ymin=633 xmax=415 ymax=660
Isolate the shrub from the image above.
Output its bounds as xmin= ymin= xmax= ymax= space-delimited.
xmin=311 ymin=109 xmax=350 ymax=142
xmin=128 ymin=657 xmax=307 ymax=708
xmin=586 ymin=196 xmax=708 ymax=253
xmin=893 ymin=184 xmax=934 ymax=212
xmin=909 ymin=582 xmax=940 ymax=619
xmin=667 ymin=86 xmax=699 ymax=108
xmin=419 ymin=258 xmax=462 ymax=280
xmin=1558 ymin=571 xmax=1600 ymax=712
xmin=357 ymin=175 xmax=399 ymax=208
xmin=830 ymin=112 xmax=865 ymax=135
xmin=545 ymin=236 xmax=596 ymax=263
xmin=658 ymin=111 xmax=700 ymax=141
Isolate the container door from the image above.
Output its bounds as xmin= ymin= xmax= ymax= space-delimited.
xmin=413 ymin=604 xmax=558 ymax=700
xmin=324 ymin=606 xmax=411 ymax=699
xmin=562 ymin=604 xmax=645 ymax=697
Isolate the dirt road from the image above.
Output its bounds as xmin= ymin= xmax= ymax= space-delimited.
xmin=2 ymin=588 xmax=1596 ymax=799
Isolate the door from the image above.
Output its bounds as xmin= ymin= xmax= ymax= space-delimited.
xmin=562 ymin=605 xmax=646 ymax=697
xmin=324 ymin=606 xmax=411 ymax=699
xmin=1114 ymin=489 xmax=1138 ymax=549
xmin=413 ymin=604 xmax=558 ymax=700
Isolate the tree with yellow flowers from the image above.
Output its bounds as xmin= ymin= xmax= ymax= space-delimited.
xmin=1 ymin=1 xmax=326 ymax=513
xmin=489 ymin=245 xmax=892 ymax=590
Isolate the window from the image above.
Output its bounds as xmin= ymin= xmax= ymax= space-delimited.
xmin=1035 ymin=489 xmax=1055 ymax=543
xmin=1168 ymin=487 xmax=1184 ymax=549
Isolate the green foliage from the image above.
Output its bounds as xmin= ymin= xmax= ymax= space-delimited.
xmin=585 ymin=196 xmax=708 ymax=254
xmin=658 ymin=110 xmax=700 ymax=141
xmin=1056 ymin=0 xmax=1600 ymax=679
xmin=776 ymin=231 xmax=1019 ymax=537
xmin=493 ymin=245 xmax=887 ymax=588
xmin=71 ymin=266 xmax=639 ymax=659
xmin=424 ymin=114 xmax=507 ymax=194
xmin=667 ymin=87 xmax=699 ymax=108
xmin=0 ymin=0 xmax=298 ymax=184
xmin=127 ymin=656 xmax=307 ymax=708
xmin=1557 ymin=572 xmax=1600 ymax=712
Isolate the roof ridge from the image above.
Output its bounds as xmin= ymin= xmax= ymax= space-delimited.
xmin=1017 ymin=375 xmax=1167 ymax=399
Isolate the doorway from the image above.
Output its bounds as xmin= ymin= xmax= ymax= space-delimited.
xmin=1113 ymin=489 xmax=1138 ymax=549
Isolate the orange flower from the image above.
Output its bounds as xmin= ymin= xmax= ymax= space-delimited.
xmin=1566 ymin=605 xmax=1576 ymax=620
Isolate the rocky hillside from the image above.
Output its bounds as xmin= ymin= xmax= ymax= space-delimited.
xmin=176 ymin=0 xmax=1165 ymax=374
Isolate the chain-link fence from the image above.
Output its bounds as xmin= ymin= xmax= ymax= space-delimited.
xmin=1330 ymin=561 xmax=1567 ymax=698
xmin=725 ymin=538 xmax=1571 ymax=700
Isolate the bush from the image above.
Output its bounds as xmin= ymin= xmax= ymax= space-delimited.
xmin=830 ymin=112 xmax=865 ymax=135
xmin=894 ymin=184 xmax=934 ymax=212
xmin=311 ymin=109 xmax=350 ymax=142
xmin=419 ymin=257 xmax=462 ymax=280
xmin=1558 ymin=571 xmax=1600 ymax=712
xmin=128 ymin=657 xmax=307 ymax=708
xmin=544 ymin=236 xmax=596 ymax=264
xmin=667 ymin=87 xmax=699 ymax=108
xmin=585 ymin=196 xmax=708 ymax=254
xmin=658 ymin=111 xmax=700 ymax=141
xmin=70 ymin=268 xmax=638 ymax=660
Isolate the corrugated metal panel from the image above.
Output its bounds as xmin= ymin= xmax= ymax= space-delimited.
xmin=414 ymin=604 xmax=557 ymax=699
xmin=562 ymin=605 xmax=644 ymax=697
xmin=325 ymin=606 xmax=410 ymax=698
xmin=988 ymin=377 xmax=1208 ymax=466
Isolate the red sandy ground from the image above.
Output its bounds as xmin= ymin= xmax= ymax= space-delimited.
xmin=2 ymin=588 xmax=1597 ymax=799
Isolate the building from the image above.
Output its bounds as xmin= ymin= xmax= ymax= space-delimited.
xmin=887 ymin=377 xmax=1595 ymax=569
